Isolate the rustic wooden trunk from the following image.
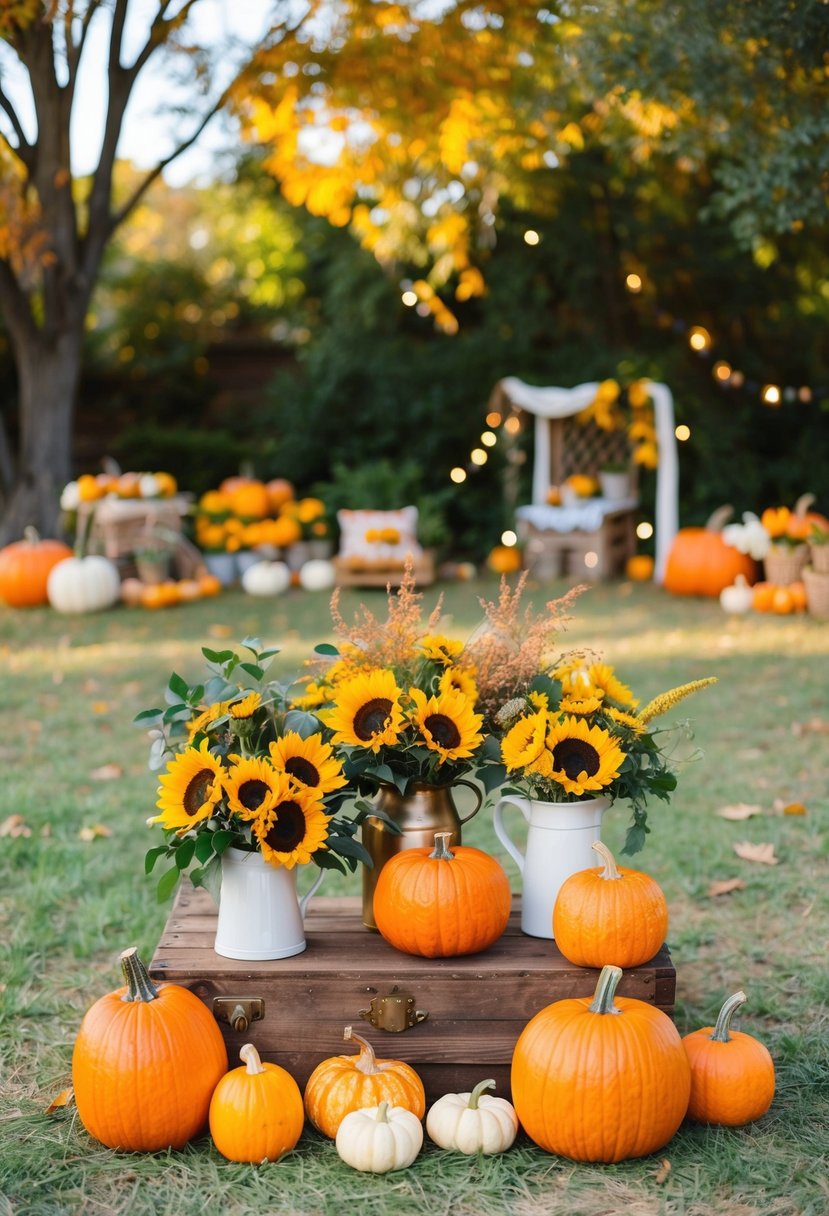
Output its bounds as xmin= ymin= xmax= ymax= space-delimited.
xmin=150 ymin=886 xmax=676 ymax=1104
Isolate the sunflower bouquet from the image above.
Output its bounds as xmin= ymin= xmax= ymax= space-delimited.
xmin=139 ymin=636 xmax=370 ymax=902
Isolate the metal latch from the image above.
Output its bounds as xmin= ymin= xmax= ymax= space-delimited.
xmin=213 ymin=997 xmax=265 ymax=1033
xmin=359 ymin=987 xmax=428 ymax=1033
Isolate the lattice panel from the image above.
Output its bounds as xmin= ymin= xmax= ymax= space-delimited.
xmin=552 ymin=418 xmax=632 ymax=482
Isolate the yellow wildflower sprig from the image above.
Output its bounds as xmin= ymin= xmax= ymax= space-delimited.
xmin=638 ymin=677 xmax=718 ymax=725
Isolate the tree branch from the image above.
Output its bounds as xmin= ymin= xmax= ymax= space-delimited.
xmin=66 ymin=0 xmax=104 ymax=92
xmin=0 ymin=81 xmax=34 ymax=171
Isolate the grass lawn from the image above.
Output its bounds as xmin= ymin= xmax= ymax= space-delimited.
xmin=1 ymin=575 xmax=827 ymax=1216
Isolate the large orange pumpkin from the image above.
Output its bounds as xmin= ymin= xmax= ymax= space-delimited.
xmin=373 ymin=832 xmax=511 ymax=958
xmin=72 ymin=947 xmax=228 ymax=1151
xmin=682 ymin=990 xmax=775 ymax=1126
xmin=231 ymin=480 xmax=270 ymax=519
xmin=552 ymin=840 xmax=668 ymax=969
xmin=304 ymin=1026 xmax=425 ymax=1139
xmin=266 ymin=478 xmax=295 ymax=511
xmin=0 ymin=527 xmax=72 ymax=607
xmin=664 ymin=505 xmax=758 ymax=597
xmin=511 ymin=964 xmax=691 ymax=1162
xmin=784 ymin=493 xmax=829 ymax=541
xmin=209 ymin=1043 xmax=305 ymax=1162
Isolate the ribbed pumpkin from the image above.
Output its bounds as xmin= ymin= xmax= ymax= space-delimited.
xmin=664 ymin=506 xmax=758 ymax=597
xmin=72 ymin=948 xmax=228 ymax=1151
xmin=304 ymin=1026 xmax=425 ymax=1139
xmin=487 ymin=544 xmax=522 ymax=575
xmin=511 ymin=964 xmax=691 ymax=1162
xmin=0 ymin=527 xmax=72 ymax=607
xmin=373 ymin=832 xmax=511 ymax=958
xmin=682 ymin=990 xmax=775 ymax=1126
xmin=553 ymin=840 xmax=668 ymax=969
xmin=231 ymin=480 xmax=270 ymax=520
xmin=209 ymin=1043 xmax=304 ymax=1162
xmin=625 ymin=554 xmax=655 ymax=582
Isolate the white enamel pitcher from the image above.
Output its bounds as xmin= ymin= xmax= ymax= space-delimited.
xmin=493 ymin=795 xmax=610 ymax=939
xmin=214 ymin=847 xmax=325 ymax=961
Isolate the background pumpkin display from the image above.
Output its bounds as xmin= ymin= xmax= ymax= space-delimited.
xmin=373 ymin=832 xmax=511 ymax=959
xmin=682 ymin=990 xmax=775 ymax=1126
xmin=72 ymin=948 xmax=228 ymax=1152
xmin=0 ymin=527 xmax=72 ymax=607
xmin=46 ymin=553 xmax=121 ymax=614
xmin=664 ymin=506 xmax=758 ymax=597
xmin=209 ymin=1043 xmax=304 ymax=1163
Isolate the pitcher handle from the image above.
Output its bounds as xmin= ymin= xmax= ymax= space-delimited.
xmin=493 ymin=795 xmax=531 ymax=875
xmin=298 ymin=866 xmax=325 ymax=919
xmin=453 ymin=778 xmax=484 ymax=825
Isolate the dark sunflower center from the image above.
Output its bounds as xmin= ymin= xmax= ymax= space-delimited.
xmin=424 ymin=712 xmax=462 ymax=749
xmin=284 ymin=756 xmax=320 ymax=787
xmin=552 ymin=738 xmax=601 ymax=779
xmin=183 ymin=769 xmax=215 ymax=816
xmin=265 ymin=801 xmax=307 ymax=852
xmin=238 ymin=779 xmax=270 ymax=811
xmin=353 ymin=697 xmax=392 ymax=741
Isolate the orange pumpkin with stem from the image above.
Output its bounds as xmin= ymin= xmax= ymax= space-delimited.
xmin=511 ymin=964 xmax=690 ymax=1162
xmin=373 ymin=832 xmax=511 ymax=958
xmin=304 ymin=1026 xmax=425 ymax=1139
xmin=664 ymin=505 xmax=758 ymax=597
xmin=0 ymin=526 xmax=72 ymax=607
xmin=487 ymin=544 xmax=522 ymax=575
xmin=552 ymin=840 xmax=668 ymax=969
xmin=785 ymin=493 xmax=829 ymax=541
xmin=72 ymin=947 xmax=228 ymax=1151
xmin=682 ymin=990 xmax=775 ymax=1125
xmin=209 ymin=1043 xmax=304 ymax=1162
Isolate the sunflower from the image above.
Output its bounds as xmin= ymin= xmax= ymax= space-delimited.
xmin=604 ymin=706 xmax=645 ymax=732
xmin=223 ymin=755 xmax=285 ymax=822
xmin=186 ymin=703 xmax=225 ymax=739
xmin=545 ymin=716 xmax=625 ymax=796
xmin=251 ymin=783 xmax=329 ymax=869
xmin=321 ymin=668 xmax=404 ymax=752
xmin=439 ymin=665 xmax=478 ymax=703
xmin=269 ymin=731 xmax=347 ymax=795
xmin=586 ymin=663 xmax=638 ymax=708
xmin=501 ymin=709 xmax=549 ymax=772
xmin=553 ymin=660 xmax=597 ymax=699
xmin=289 ymin=680 xmax=334 ymax=711
xmin=226 ymin=691 xmax=262 ymax=721
xmin=559 ymin=694 xmax=605 ymax=715
xmin=420 ymin=635 xmax=464 ymax=665
xmin=408 ymin=687 xmax=484 ymax=764
xmin=150 ymin=739 xmax=224 ymax=831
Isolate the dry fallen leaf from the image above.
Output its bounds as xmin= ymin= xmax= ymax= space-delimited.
xmin=708 ymin=877 xmax=747 ymax=897
xmin=79 ymin=824 xmax=113 ymax=842
xmin=0 ymin=814 xmax=32 ymax=838
xmin=716 ymin=803 xmax=762 ymax=821
xmin=783 ymin=802 xmax=807 ymax=816
xmin=734 ymin=841 xmax=779 ymax=865
xmin=791 ymin=717 xmax=829 ymax=737
xmin=208 ymin=623 xmax=232 ymax=638
xmin=654 ymin=1159 xmax=672 ymax=1185
xmin=45 ymin=1088 xmax=74 ymax=1115
xmin=91 ymin=701 xmax=111 ymax=715
xmin=90 ymin=763 xmax=123 ymax=781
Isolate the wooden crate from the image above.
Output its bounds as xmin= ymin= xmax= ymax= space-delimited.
xmin=150 ymin=886 xmax=676 ymax=1103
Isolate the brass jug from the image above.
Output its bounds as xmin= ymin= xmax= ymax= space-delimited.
xmin=361 ymin=779 xmax=483 ymax=930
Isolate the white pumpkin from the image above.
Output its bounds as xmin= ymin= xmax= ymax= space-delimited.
xmin=425 ymin=1079 xmax=518 ymax=1155
xmin=47 ymin=555 xmax=121 ymax=613
xmin=719 ymin=573 xmax=754 ymax=615
xmin=138 ymin=472 xmax=161 ymax=499
xmin=241 ymin=559 xmax=291 ymax=597
xmin=335 ymin=1101 xmax=423 ymax=1173
xmin=298 ymin=559 xmax=336 ymax=592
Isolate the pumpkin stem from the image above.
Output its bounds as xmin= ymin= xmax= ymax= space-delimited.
xmin=343 ymin=1025 xmax=381 ymax=1075
xmin=375 ymin=1100 xmax=390 ymax=1123
xmin=119 ymin=947 xmax=160 ymax=1003
xmin=705 ymin=505 xmax=734 ymax=533
xmin=23 ymin=525 xmax=41 ymax=546
xmin=587 ymin=964 xmax=623 ymax=1016
xmin=429 ymin=832 xmax=455 ymax=861
xmin=734 ymin=574 xmax=748 ymax=589
xmin=240 ymin=1043 xmax=266 ymax=1075
xmin=794 ymin=493 xmax=815 ymax=518
xmin=591 ymin=840 xmax=622 ymax=880
xmin=468 ymin=1079 xmax=496 ymax=1110
xmin=710 ymin=990 xmax=748 ymax=1043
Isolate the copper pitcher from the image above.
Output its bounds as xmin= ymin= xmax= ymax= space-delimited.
xmin=361 ymin=780 xmax=483 ymax=929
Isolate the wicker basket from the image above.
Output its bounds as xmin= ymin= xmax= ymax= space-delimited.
xmin=810 ymin=543 xmax=829 ymax=574
xmin=764 ymin=544 xmax=808 ymax=586
xmin=803 ymin=566 xmax=829 ymax=618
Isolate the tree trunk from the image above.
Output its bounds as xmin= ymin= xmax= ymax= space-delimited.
xmin=0 ymin=328 xmax=82 ymax=545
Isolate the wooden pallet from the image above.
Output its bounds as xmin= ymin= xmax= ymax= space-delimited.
xmin=150 ymin=886 xmax=676 ymax=1103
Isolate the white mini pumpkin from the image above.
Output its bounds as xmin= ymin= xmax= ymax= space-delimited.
xmin=240 ymin=559 xmax=291 ymax=597
xmin=425 ymin=1079 xmax=518 ymax=1155
xmin=298 ymin=559 xmax=336 ymax=592
xmin=335 ymin=1101 xmax=423 ymax=1173
xmin=719 ymin=573 xmax=754 ymax=615
xmin=47 ymin=555 xmax=121 ymax=614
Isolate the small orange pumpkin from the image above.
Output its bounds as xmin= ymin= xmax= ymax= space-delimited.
xmin=373 ymin=832 xmax=511 ymax=958
xmin=486 ymin=545 xmax=522 ymax=575
xmin=752 ymin=581 xmax=775 ymax=612
xmin=198 ymin=572 xmax=222 ymax=597
xmin=266 ymin=478 xmax=295 ymax=511
xmin=785 ymin=493 xmax=829 ymax=541
xmin=209 ymin=1042 xmax=304 ymax=1162
xmin=682 ymin=990 xmax=775 ymax=1125
xmin=511 ymin=964 xmax=691 ymax=1162
xmin=231 ymin=480 xmax=270 ymax=520
xmin=552 ymin=840 xmax=668 ymax=969
xmin=625 ymin=554 xmax=654 ymax=582
xmin=304 ymin=1026 xmax=425 ymax=1139
xmin=0 ymin=527 xmax=72 ymax=607
xmin=788 ymin=580 xmax=807 ymax=611
xmin=72 ymin=947 xmax=228 ymax=1151
xmin=664 ymin=506 xmax=758 ymax=597
xmin=770 ymin=585 xmax=794 ymax=615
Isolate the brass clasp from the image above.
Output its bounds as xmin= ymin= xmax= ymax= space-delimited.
xmin=359 ymin=987 xmax=428 ymax=1033
xmin=212 ymin=997 xmax=265 ymax=1033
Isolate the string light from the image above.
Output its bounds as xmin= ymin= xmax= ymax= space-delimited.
xmin=675 ymin=424 xmax=691 ymax=441
xmin=470 ymin=448 xmax=488 ymax=465
xmin=688 ymin=326 xmax=711 ymax=352
xmin=713 ymin=361 xmax=732 ymax=382
xmin=501 ymin=530 xmax=518 ymax=546
xmin=636 ymin=521 xmax=654 ymax=540
xmin=523 ymin=229 xmax=540 ymax=246
xmin=450 ymin=467 xmax=467 ymax=483
xmin=625 ymin=273 xmax=642 ymax=292
xmin=481 ymin=431 xmax=497 ymax=447
xmin=401 ymin=290 xmax=418 ymax=307
xmin=486 ymin=410 xmax=502 ymax=427
xmin=503 ymin=415 xmax=521 ymax=435
xmin=584 ymin=551 xmax=599 ymax=568
xmin=761 ymin=384 xmax=781 ymax=406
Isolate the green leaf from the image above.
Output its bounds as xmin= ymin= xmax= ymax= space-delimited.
xmin=241 ymin=635 xmax=262 ymax=654
xmin=621 ymin=823 xmax=648 ymax=856
xmin=194 ymin=833 xmax=216 ymax=863
xmin=144 ymin=845 xmax=168 ymax=875
xmin=134 ymin=708 xmax=163 ymax=724
xmin=315 ymin=850 xmax=348 ymax=873
xmin=190 ymin=856 xmax=222 ymax=903
xmin=174 ymin=838 xmax=196 ymax=870
xmin=478 ymin=763 xmax=507 ymax=793
xmin=258 ymin=648 xmax=281 ymax=662
xmin=314 ymin=643 xmax=339 ymax=655
xmin=284 ymin=709 xmax=323 ymax=738
xmin=168 ymin=672 xmax=190 ymax=701
xmin=163 ymin=703 xmax=189 ymax=724
xmin=156 ymin=866 xmax=180 ymax=903
xmin=330 ymin=835 xmax=373 ymax=863
xmin=202 ymin=647 xmax=235 ymax=664
xmin=364 ymin=762 xmax=395 ymax=785
xmin=239 ymin=662 xmax=264 ymax=681
xmin=211 ymin=830 xmax=239 ymax=855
